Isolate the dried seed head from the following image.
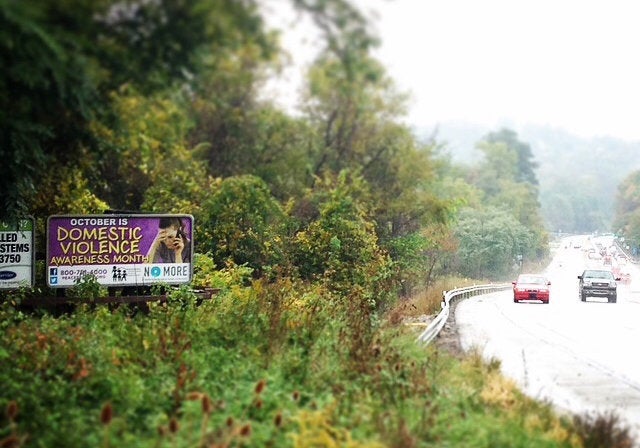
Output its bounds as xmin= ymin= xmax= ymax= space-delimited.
xmin=169 ymin=417 xmax=179 ymax=434
xmin=186 ymin=392 xmax=202 ymax=401
xmin=291 ymin=391 xmax=300 ymax=402
xmin=201 ymin=394 xmax=212 ymax=415
xmin=5 ymin=401 xmax=18 ymax=421
xmin=100 ymin=402 xmax=113 ymax=425
xmin=158 ymin=425 xmax=167 ymax=437
xmin=254 ymin=379 xmax=266 ymax=395
xmin=239 ymin=424 xmax=252 ymax=437
xmin=0 ymin=434 xmax=20 ymax=448
xmin=274 ymin=412 xmax=283 ymax=428
xmin=254 ymin=398 xmax=263 ymax=410
xmin=226 ymin=416 xmax=234 ymax=428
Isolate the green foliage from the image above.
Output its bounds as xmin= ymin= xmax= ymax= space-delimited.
xmin=293 ymin=171 xmax=392 ymax=300
xmin=201 ymin=175 xmax=290 ymax=277
xmin=454 ymin=206 xmax=536 ymax=279
xmin=2 ymin=0 xmax=276 ymax=220
xmin=0 ymin=1 xmax=629 ymax=445
xmin=524 ymin=128 xmax=640 ymax=233
xmin=543 ymin=175 xmax=611 ymax=233
xmin=191 ymin=253 xmax=254 ymax=290
xmin=388 ymin=223 xmax=458 ymax=295
xmin=0 ymin=290 xmax=591 ymax=447
xmin=613 ymin=169 xmax=640 ymax=251
xmin=454 ymin=128 xmax=549 ymax=274
xmin=187 ymin=28 xmax=280 ymax=181
xmin=485 ymin=128 xmax=539 ymax=186
xmin=240 ymin=109 xmax=316 ymax=201
xmin=86 ymin=85 xmax=214 ymax=213
xmin=0 ymin=0 xmax=99 ymax=219
xmin=474 ymin=140 xmax=520 ymax=197
xmin=299 ymin=28 xmax=455 ymax=295
xmin=30 ymin=165 xmax=109 ymax=217
xmin=92 ymin=0 xmax=268 ymax=92
xmin=67 ymin=274 xmax=108 ymax=301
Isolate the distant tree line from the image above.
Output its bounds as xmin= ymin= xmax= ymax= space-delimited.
xmin=614 ymin=170 xmax=640 ymax=255
xmin=449 ymin=129 xmax=548 ymax=277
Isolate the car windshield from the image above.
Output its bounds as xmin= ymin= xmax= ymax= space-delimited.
xmin=583 ymin=270 xmax=614 ymax=280
xmin=517 ymin=275 xmax=547 ymax=284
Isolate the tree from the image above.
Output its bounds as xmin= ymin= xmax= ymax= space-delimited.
xmin=467 ymin=130 xmax=548 ymax=260
xmin=292 ymin=170 xmax=392 ymax=303
xmin=485 ymin=128 xmax=539 ymax=186
xmin=454 ymin=206 xmax=535 ymax=279
xmin=613 ymin=169 xmax=640 ymax=250
xmin=286 ymin=1 xmax=454 ymax=292
xmin=0 ymin=0 xmax=98 ymax=218
xmin=200 ymin=175 xmax=290 ymax=277
xmin=1 ymin=0 xmax=275 ymax=219
xmin=472 ymin=140 xmax=519 ymax=198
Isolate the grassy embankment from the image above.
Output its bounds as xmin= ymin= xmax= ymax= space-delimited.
xmin=0 ymin=267 xmax=634 ymax=447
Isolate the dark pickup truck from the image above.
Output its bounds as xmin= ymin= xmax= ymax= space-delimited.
xmin=578 ymin=269 xmax=619 ymax=303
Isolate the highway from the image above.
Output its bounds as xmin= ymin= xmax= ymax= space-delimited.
xmin=456 ymin=235 xmax=640 ymax=442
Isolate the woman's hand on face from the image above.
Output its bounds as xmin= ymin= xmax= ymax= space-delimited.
xmin=156 ymin=229 xmax=169 ymax=244
xmin=170 ymin=236 xmax=184 ymax=253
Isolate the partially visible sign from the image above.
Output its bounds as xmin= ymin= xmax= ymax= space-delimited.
xmin=46 ymin=214 xmax=194 ymax=287
xmin=0 ymin=217 xmax=35 ymax=289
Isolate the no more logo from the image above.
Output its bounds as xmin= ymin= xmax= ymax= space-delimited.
xmin=144 ymin=266 xmax=189 ymax=277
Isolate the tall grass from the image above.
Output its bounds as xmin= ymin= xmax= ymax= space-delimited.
xmin=0 ymin=270 xmax=634 ymax=447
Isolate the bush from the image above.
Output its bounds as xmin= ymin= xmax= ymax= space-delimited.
xmin=200 ymin=175 xmax=290 ymax=278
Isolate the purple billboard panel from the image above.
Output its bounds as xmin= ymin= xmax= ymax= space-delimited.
xmin=46 ymin=214 xmax=194 ymax=287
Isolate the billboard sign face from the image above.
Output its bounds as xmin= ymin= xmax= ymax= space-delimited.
xmin=46 ymin=214 xmax=194 ymax=287
xmin=0 ymin=217 xmax=35 ymax=289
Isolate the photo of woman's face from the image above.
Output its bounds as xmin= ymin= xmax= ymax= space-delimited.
xmin=162 ymin=225 xmax=180 ymax=249
xmin=164 ymin=226 xmax=178 ymax=239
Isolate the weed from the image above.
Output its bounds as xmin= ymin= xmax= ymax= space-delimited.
xmin=1 ymin=273 xmax=627 ymax=447
xmin=573 ymin=411 xmax=634 ymax=448
xmin=67 ymin=274 xmax=107 ymax=301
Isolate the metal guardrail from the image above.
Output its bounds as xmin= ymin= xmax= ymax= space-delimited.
xmin=614 ymin=241 xmax=639 ymax=265
xmin=416 ymin=283 xmax=512 ymax=346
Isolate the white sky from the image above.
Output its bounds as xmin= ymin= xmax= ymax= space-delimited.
xmin=263 ymin=0 xmax=640 ymax=141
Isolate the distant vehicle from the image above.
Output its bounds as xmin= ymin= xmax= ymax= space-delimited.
xmin=587 ymin=251 xmax=602 ymax=260
xmin=578 ymin=269 xmax=619 ymax=303
xmin=620 ymin=272 xmax=632 ymax=284
xmin=512 ymin=274 xmax=551 ymax=304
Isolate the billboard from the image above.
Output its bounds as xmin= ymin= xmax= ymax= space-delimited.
xmin=0 ymin=217 xmax=35 ymax=289
xmin=46 ymin=214 xmax=194 ymax=287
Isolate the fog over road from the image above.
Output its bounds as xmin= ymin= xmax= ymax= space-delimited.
xmin=456 ymin=235 xmax=640 ymax=441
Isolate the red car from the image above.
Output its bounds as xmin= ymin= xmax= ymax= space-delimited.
xmin=512 ymin=274 xmax=551 ymax=304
